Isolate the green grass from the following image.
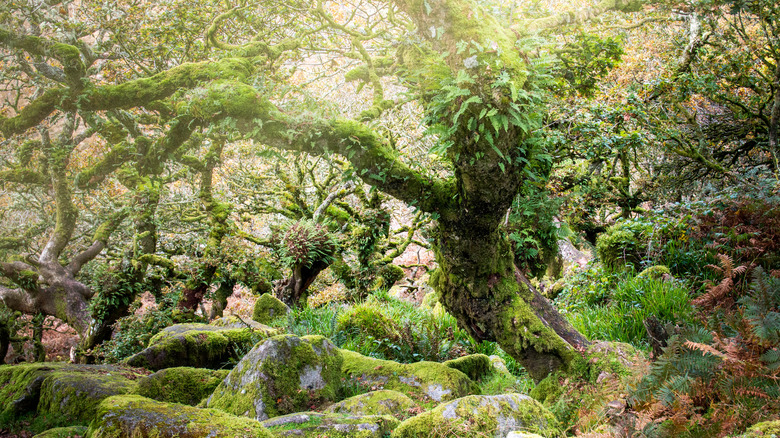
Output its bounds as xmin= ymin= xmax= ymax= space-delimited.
xmin=561 ymin=274 xmax=694 ymax=348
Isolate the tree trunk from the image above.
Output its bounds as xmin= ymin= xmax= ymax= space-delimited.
xmin=431 ymin=221 xmax=590 ymax=381
xmin=274 ymin=260 xmax=330 ymax=308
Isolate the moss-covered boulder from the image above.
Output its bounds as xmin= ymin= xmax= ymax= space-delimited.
xmin=260 ymin=412 xmax=399 ymax=437
xmin=326 ymin=390 xmax=418 ymax=418
xmin=252 ymin=294 xmax=290 ymax=325
xmin=87 ymin=395 xmax=273 ymax=438
xmin=739 ymin=420 xmax=780 ymax=437
xmin=341 ymin=350 xmax=479 ymax=403
xmin=391 ymin=394 xmax=561 ymax=438
xmin=133 ymin=367 xmax=229 ymax=406
xmin=207 ymin=334 xmax=342 ymax=420
xmin=337 ymin=303 xmax=400 ymax=343
xmin=420 ymin=291 xmax=438 ymax=309
xmin=124 ymin=323 xmax=277 ymax=370
xmin=32 ymin=426 xmax=88 ymax=437
xmin=443 ymin=354 xmax=493 ymax=382
xmin=489 ymin=355 xmax=513 ymax=377
xmin=637 ymin=265 xmax=671 ymax=280
xmin=0 ymin=363 xmax=144 ymax=427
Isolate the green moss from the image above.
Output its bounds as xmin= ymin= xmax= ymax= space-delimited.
xmin=420 ymin=291 xmax=438 ymax=309
xmin=391 ymin=394 xmax=561 ymax=438
xmin=326 ymin=390 xmax=418 ymax=418
xmin=443 ymin=354 xmax=493 ymax=382
xmin=337 ymin=303 xmax=401 ymax=348
xmin=133 ymin=367 xmax=229 ymax=406
xmin=37 ymin=370 xmax=137 ymax=425
xmin=207 ymin=334 xmax=342 ymax=420
xmin=31 ymin=426 xmax=87 ymax=438
xmin=637 ymin=265 xmax=671 ymax=280
xmin=252 ymin=293 xmax=289 ymax=324
xmin=741 ymin=420 xmax=780 ymax=437
xmin=495 ymin=292 xmax=578 ymax=381
xmin=340 ymin=349 xmax=478 ymax=405
xmin=261 ymin=411 xmax=400 ymax=437
xmin=0 ymin=363 xmax=144 ymax=429
xmin=87 ymin=395 xmax=273 ymax=438
xmin=529 ymin=373 xmax=565 ymax=405
xmin=595 ymin=221 xmax=651 ymax=270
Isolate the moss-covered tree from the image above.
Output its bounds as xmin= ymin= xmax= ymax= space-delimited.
xmin=0 ymin=0 xmax=647 ymax=378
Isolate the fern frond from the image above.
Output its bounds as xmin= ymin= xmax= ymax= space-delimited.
xmin=685 ymin=340 xmax=731 ymax=361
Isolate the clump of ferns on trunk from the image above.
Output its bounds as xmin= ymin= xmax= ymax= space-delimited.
xmin=274 ymin=220 xmax=339 ymax=307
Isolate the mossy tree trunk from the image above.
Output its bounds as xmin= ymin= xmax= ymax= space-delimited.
xmin=177 ymin=139 xmax=233 ymax=313
xmin=274 ymin=259 xmax=331 ymax=308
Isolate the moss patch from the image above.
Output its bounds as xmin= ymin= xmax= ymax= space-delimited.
xmin=0 ymin=363 xmax=145 ymax=428
xmin=740 ymin=420 xmax=780 ymax=437
xmin=443 ymin=354 xmax=493 ymax=382
xmin=341 ymin=349 xmax=478 ymax=405
xmin=261 ymin=411 xmax=399 ymax=437
xmin=637 ymin=265 xmax=671 ymax=280
xmin=326 ymin=390 xmax=418 ymax=419
xmin=207 ymin=334 xmax=342 ymax=420
xmin=31 ymin=426 xmax=87 ymax=437
xmin=133 ymin=367 xmax=229 ymax=406
xmin=391 ymin=394 xmax=561 ymax=438
xmin=252 ymin=293 xmax=290 ymax=325
xmin=87 ymin=395 xmax=273 ymax=438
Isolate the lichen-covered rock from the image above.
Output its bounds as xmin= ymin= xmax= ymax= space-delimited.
xmin=326 ymin=390 xmax=418 ymax=418
xmin=341 ymin=350 xmax=479 ymax=403
xmin=207 ymin=334 xmax=342 ymax=421
xmin=739 ymin=420 xmax=780 ymax=437
xmin=87 ymin=395 xmax=273 ymax=438
xmin=489 ymin=355 xmax=513 ymax=377
xmin=391 ymin=394 xmax=561 ymax=438
xmin=443 ymin=354 xmax=493 ymax=382
xmin=0 ymin=363 xmax=143 ymax=427
xmin=133 ymin=367 xmax=229 ymax=406
xmin=124 ymin=323 xmax=277 ymax=370
xmin=252 ymin=294 xmax=290 ymax=325
xmin=32 ymin=426 xmax=87 ymax=437
xmin=260 ymin=412 xmax=399 ymax=437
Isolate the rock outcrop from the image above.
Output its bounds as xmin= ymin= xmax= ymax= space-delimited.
xmin=341 ymin=349 xmax=478 ymax=403
xmin=133 ymin=367 xmax=229 ymax=406
xmin=88 ymin=395 xmax=273 ymax=438
xmin=252 ymin=293 xmax=290 ymax=324
xmin=207 ymin=334 xmax=342 ymax=421
xmin=326 ymin=390 xmax=418 ymax=418
xmin=392 ymin=394 xmax=561 ymax=438
xmin=261 ymin=411 xmax=399 ymax=437
xmin=0 ymin=363 xmax=144 ymax=427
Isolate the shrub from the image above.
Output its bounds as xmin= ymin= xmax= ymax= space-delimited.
xmin=595 ymin=220 xmax=651 ymax=270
